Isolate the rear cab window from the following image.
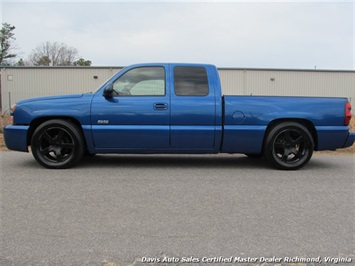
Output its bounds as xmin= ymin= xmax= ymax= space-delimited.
xmin=174 ymin=66 xmax=209 ymax=96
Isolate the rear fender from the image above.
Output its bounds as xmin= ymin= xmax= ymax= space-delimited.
xmin=263 ymin=118 xmax=317 ymax=151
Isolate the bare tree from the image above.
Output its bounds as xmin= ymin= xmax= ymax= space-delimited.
xmin=29 ymin=41 xmax=79 ymax=66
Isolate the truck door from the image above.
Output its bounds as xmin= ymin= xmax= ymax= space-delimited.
xmin=170 ymin=65 xmax=217 ymax=151
xmin=91 ymin=66 xmax=170 ymax=150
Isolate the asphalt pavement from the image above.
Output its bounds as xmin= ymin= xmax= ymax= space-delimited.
xmin=1 ymin=152 xmax=354 ymax=266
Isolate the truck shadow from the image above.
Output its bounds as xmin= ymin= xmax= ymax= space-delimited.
xmin=79 ymin=154 xmax=272 ymax=170
xmin=17 ymin=153 xmax=337 ymax=171
xmin=16 ymin=153 xmax=271 ymax=170
xmin=79 ymin=154 xmax=340 ymax=171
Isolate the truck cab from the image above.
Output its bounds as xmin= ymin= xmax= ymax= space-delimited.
xmin=90 ymin=63 xmax=223 ymax=153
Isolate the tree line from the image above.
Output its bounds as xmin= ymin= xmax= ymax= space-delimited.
xmin=0 ymin=22 xmax=92 ymax=66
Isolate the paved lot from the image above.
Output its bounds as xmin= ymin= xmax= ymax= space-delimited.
xmin=1 ymin=152 xmax=354 ymax=265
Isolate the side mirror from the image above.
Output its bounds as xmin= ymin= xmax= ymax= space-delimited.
xmin=103 ymin=82 xmax=114 ymax=98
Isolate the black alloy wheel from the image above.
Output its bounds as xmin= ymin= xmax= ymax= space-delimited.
xmin=31 ymin=120 xmax=84 ymax=169
xmin=264 ymin=122 xmax=314 ymax=170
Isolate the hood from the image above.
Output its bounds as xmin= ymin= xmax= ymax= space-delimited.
xmin=18 ymin=93 xmax=84 ymax=105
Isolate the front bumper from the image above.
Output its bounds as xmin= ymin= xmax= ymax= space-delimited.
xmin=343 ymin=132 xmax=355 ymax=148
xmin=4 ymin=125 xmax=30 ymax=152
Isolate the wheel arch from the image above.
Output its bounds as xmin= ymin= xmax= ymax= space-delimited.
xmin=27 ymin=116 xmax=84 ymax=146
xmin=262 ymin=118 xmax=318 ymax=151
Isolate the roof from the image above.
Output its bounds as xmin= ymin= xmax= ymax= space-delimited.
xmin=1 ymin=65 xmax=355 ymax=73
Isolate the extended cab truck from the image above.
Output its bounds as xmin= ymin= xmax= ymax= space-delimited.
xmin=4 ymin=63 xmax=355 ymax=170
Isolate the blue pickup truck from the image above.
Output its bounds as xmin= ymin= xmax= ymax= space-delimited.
xmin=4 ymin=63 xmax=355 ymax=170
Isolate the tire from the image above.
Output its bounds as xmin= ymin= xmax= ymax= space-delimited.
xmin=264 ymin=122 xmax=314 ymax=170
xmin=31 ymin=120 xmax=84 ymax=169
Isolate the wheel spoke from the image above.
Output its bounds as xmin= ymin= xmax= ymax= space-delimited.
xmin=293 ymin=149 xmax=304 ymax=159
xmin=55 ymin=129 xmax=65 ymax=141
xmin=291 ymin=136 xmax=303 ymax=145
xmin=60 ymin=143 xmax=74 ymax=149
xmin=40 ymin=146 xmax=52 ymax=156
xmin=290 ymin=147 xmax=298 ymax=155
xmin=281 ymin=150 xmax=289 ymax=162
xmin=43 ymin=131 xmax=54 ymax=144
xmin=274 ymin=141 xmax=285 ymax=149
xmin=281 ymin=154 xmax=288 ymax=162
xmin=284 ymin=131 xmax=291 ymax=142
xmin=55 ymin=149 xmax=63 ymax=162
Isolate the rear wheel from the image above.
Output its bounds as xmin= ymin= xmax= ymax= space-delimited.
xmin=264 ymin=122 xmax=314 ymax=170
xmin=31 ymin=120 xmax=84 ymax=169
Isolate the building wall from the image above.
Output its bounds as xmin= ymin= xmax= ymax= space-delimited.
xmin=1 ymin=67 xmax=354 ymax=114
xmin=1 ymin=67 xmax=122 ymax=114
xmin=218 ymin=69 xmax=355 ymax=101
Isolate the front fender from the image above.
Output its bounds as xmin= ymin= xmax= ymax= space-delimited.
xmin=13 ymin=94 xmax=94 ymax=125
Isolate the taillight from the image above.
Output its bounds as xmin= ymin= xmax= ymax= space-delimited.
xmin=345 ymin=102 xmax=352 ymax=126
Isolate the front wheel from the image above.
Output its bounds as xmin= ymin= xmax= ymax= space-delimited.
xmin=264 ymin=122 xmax=314 ymax=170
xmin=31 ymin=120 xmax=84 ymax=169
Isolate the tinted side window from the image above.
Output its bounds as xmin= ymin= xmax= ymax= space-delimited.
xmin=113 ymin=67 xmax=165 ymax=96
xmin=174 ymin=67 xmax=209 ymax=96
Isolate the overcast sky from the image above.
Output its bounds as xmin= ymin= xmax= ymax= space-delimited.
xmin=1 ymin=0 xmax=354 ymax=69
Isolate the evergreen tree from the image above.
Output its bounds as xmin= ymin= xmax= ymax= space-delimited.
xmin=0 ymin=23 xmax=17 ymax=65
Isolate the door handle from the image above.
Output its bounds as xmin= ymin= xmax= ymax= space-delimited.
xmin=154 ymin=103 xmax=168 ymax=110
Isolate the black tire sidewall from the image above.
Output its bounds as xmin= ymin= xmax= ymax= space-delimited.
xmin=31 ymin=120 xmax=84 ymax=169
xmin=265 ymin=122 xmax=314 ymax=170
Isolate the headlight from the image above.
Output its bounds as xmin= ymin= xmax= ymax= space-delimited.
xmin=10 ymin=103 xmax=17 ymax=114
xmin=10 ymin=103 xmax=17 ymax=124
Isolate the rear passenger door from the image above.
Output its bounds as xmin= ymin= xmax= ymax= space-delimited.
xmin=170 ymin=65 xmax=217 ymax=151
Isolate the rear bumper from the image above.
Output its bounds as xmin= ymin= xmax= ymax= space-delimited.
xmin=4 ymin=125 xmax=29 ymax=152
xmin=316 ymin=126 xmax=355 ymax=151
xmin=343 ymin=132 xmax=355 ymax=148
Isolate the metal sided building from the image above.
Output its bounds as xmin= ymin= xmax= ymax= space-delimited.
xmin=0 ymin=67 xmax=122 ymax=114
xmin=1 ymin=66 xmax=354 ymax=115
